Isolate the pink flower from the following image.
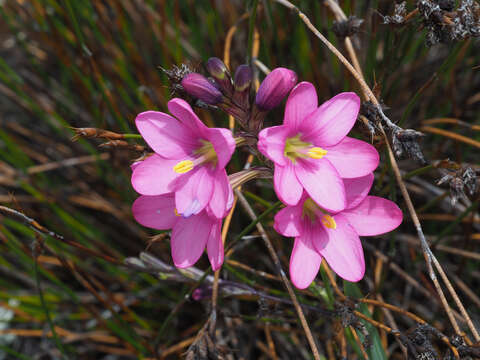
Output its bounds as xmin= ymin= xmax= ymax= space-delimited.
xmin=131 ymin=98 xmax=235 ymax=219
xmin=273 ymin=174 xmax=403 ymax=289
xmin=257 ymin=82 xmax=379 ymax=212
xmin=132 ymin=194 xmax=224 ymax=270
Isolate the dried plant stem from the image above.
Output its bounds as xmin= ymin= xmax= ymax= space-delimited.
xmin=321 ymin=262 xmax=346 ymax=301
xmin=349 ymin=326 xmax=369 ymax=359
xmin=359 ymin=298 xmax=426 ymax=324
xmin=420 ymin=126 xmax=480 ymax=148
xmin=281 ymin=0 xmax=480 ymax=341
xmin=235 ymin=189 xmax=322 ymax=360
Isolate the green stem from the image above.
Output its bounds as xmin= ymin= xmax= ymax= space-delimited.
xmin=246 ymin=0 xmax=259 ymax=63
xmin=122 ymin=133 xmax=143 ymax=139
xmin=34 ymin=255 xmax=70 ymax=359
xmin=403 ymin=164 xmax=435 ymax=180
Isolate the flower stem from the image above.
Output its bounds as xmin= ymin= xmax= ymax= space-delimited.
xmin=246 ymin=0 xmax=259 ymax=64
xmin=122 ymin=133 xmax=143 ymax=139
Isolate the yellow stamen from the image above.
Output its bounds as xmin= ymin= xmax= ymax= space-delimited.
xmin=307 ymin=147 xmax=328 ymax=159
xmin=173 ymin=160 xmax=194 ymax=174
xmin=174 ymin=208 xmax=181 ymax=217
xmin=321 ymin=214 xmax=337 ymax=229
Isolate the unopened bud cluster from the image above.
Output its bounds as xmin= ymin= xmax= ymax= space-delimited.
xmin=178 ymin=57 xmax=297 ymax=133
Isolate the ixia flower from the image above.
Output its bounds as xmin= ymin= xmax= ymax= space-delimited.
xmin=257 ymin=82 xmax=379 ymax=212
xmin=132 ymin=194 xmax=224 ymax=270
xmin=131 ymin=98 xmax=235 ymax=219
xmin=273 ymin=174 xmax=403 ymax=289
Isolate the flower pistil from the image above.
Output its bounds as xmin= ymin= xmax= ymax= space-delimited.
xmin=284 ymin=134 xmax=328 ymax=163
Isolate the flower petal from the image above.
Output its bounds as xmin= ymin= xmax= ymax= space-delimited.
xmin=131 ymin=154 xmax=181 ymax=195
xmin=206 ymin=127 xmax=235 ymax=169
xmin=208 ymin=170 xmax=233 ymax=219
xmin=274 ymin=203 xmax=304 ymax=237
xmin=295 ymin=159 xmax=346 ymax=212
xmin=258 ymin=125 xmax=289 ymax=166
xmin=344 ymin=173 xmax=374 ymax=210
xmin=175 ymin=166 xmax=214 ymax=217
xmin=207 ymin=219 xmax=224 ymax=271
xmin=289 ymin=226 xmax=323 ymax=289
xmin=274 ymin=162 xmax=303 ymax=206
xmin=171 ymin=211 xmax=211 ymax=268
xmin=324 ymin=137 xmax=379 ymax=178
xmin=167 ymin=98 xmax=208 ymax=137
xmin=301 ymin=92 xmax=360 ymax=147
xmin=135 ymin=111 xmax=197 ymax=159
xmin=314 ymin=214 xmax=365 ymax=282
xmin=132 ymin=194 xmax=178 ymax=230
xmin=283 ymin=81 xmax=318 ymax=131
xmin=342 ymin=196 xmax=403 ymax=236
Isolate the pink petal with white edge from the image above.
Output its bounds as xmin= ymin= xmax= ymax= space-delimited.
xmin=171 ymin=211 xmax=211 ymax=268
xmin=301 ymin=92 xmax=360 ymax=147
xmin=344 ymin=173 xmax=374 ymax=210
xmin=295 ymin=158 xmax=346 ymax=212
xmin=207 ymin=219 xmax=224 ymax=271
xmin=167 ymin=98 xmax=208 ymax=138
xmin=342 ymin=196 xmax=403 ymax=236
xmin=274 ymin=162 xmax=303 ymax=206
xmin=274 ymin=202 xmax=304 ymax=237
xmin=208 ymin=170 xmax=233 ymax=219
xmin=324 ymin=137 xmax=379 ymax=178
xmin=132 ymin=194 xmax=178 ymax=230
xmin=289 ymin=226 xmax=323 ymax=289
xmin=131 ymin=154 xmax=181 ymax=195
xmin=314 ymin=214 xmax=365 ymax=282
xmin=135 ymin=111 xmax=197 ymax=159
xmin=206 ymin=127 xmax=236 ymax=169
xmin=284 ymin=82 xmax=318 ymax=132
xmin=258 ymin=125 xmax=290 ymax=166
xmin=175 ymin=166 xmax=214 ymax=217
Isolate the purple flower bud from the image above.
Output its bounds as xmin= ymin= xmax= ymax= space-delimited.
xmin=181 ymin=73 xmax=223 ymax=105
xmin=206 ymin=57 xmax=234 ymax=96
xmin=255 ymin=68 xmax=297 ymax=110
xmin=233 ymin=65 xmax=252 ymax=110
xmin=233 ymin=65 xmax=253 ymax=92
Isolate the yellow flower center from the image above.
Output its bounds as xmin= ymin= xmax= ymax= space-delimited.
xmin=173 ymin=140 xmax=218 ymax=174
xmin=284 ymin=134 xmax=327 ymax=163
xmin=321 ymin=214 xmax=337 ymax=229
xmin=302 ymin=198 xmax=337 ymax=229
xmin=173 ymin=160 xmax=194 ymax=174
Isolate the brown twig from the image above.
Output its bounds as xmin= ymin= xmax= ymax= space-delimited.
xmin=420 ymin=126 xmax=480 ymax=149
xmin=349 ymin=325 xmax=369 ymax=359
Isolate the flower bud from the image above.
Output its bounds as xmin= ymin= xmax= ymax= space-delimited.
xmin=233 ymin=65 xmax=252 ymax=110
xmin=255 ymin=67 xmax=297 ymax=110
xmin=181 ymin=73 xmax=223 ymax=105
xmin=233 ymin=65 xmax=253 ymax=92
xmin=206 ymin=57 xmax=234 ymax=96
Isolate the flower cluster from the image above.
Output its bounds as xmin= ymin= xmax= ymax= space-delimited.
xmin=131 ymin=58 xmax=403 ymax=288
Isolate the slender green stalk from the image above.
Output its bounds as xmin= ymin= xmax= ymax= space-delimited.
xmin=246 ymin=0 xmax=260 ymax=63
xmin=122 ymin=133 xmax=143 ymax=139
xmin=34 ymin=254 xmax=70 ymax=359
